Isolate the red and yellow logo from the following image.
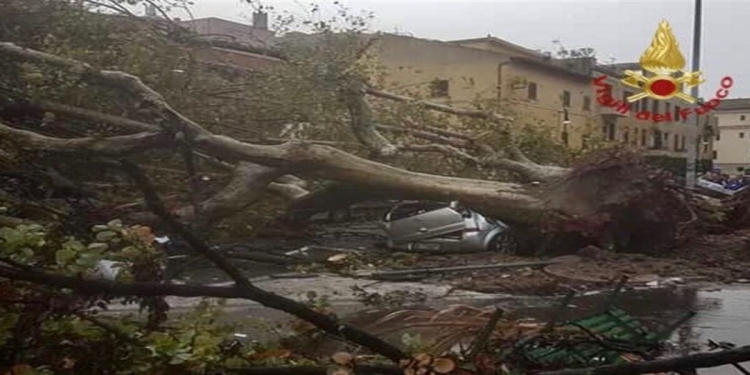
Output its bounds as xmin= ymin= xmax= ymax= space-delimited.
xmin=593 ymin=20 xmax=733 ymax=123
xmin=621 ymin=20 xmax=703 ymax=103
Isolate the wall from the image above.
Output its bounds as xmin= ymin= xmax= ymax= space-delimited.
xmin=452 ymin=38 xmax=541 ymax=59
xmin=188 ymin=47 xmax=283 ymax=71
xmin=500 ymin=62 xmax=596 ymax=149
xmin=179 ymin=18 xmax=274 ymax=48
xmin=372 ymin=34 xmax=510 ymax=106
xmin=592 ymin=69 xmax=698 ymax=157
xmin=714 ymin=109 xmax=750 ymax=170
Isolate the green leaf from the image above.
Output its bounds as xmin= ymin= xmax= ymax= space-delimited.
xmin=95 ymin=231 xmax=117 ymax=242
xmin=19 ymin=247 xmax=34 ymax=259
xmin=87 ymin=242 xmax=108 ymax=252
xmin=167 ymin=348 xmax=193 ymax=365
xmin=92 ymin=225 xmax=108 ymax=232
xmin=107 ymin=219 xmax=123 ymax=229
xmin=0 ymin=227 xmax=20 ymax=243
xmin=55 ymin=248 xmax=76 ymax=265
xmin=64 ymin=240 xmax=86 ymax=252
xmin=120 ymin=246 xmax=140 ymax=258
xmin=75 ymin=252 xmax=101 ymax=267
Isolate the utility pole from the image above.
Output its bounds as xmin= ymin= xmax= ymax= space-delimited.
xmin=685 ymin=0 xmax=703 ymax=189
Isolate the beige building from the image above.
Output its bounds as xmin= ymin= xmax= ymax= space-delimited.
xmin=714 ymin=99 xmax=750 ymax=172
xmin=372 ymin=34 xmax=597 ymax=149
xmin=370 ymin=34 xmax=715 ymax=166
xmin=177 ymin=13 xmax=275 ymax=48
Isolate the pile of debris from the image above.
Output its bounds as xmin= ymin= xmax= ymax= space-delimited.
xmin=353 ymin=278 xmax=730 ymax=374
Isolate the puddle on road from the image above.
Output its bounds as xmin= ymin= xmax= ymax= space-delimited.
xmin=478 ymin=285 xmax=750 ymax=375
xmin=335 ymin=285 xmax=750 ymax=375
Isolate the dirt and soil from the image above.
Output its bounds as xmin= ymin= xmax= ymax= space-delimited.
xmin=401 ymin=230 xmax=750 ymax=296
xmin=275 ymin=221 xmax=750 ymax=297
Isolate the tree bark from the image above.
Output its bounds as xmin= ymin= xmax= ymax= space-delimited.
xmin=171 ymin=162 xmax=283 ymax=224
xmin=0 ymin=120 xmax=167 ymax=155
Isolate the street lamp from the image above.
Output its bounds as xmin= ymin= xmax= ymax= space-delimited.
xmin=685 ymin=0 xmax=703 ymax=188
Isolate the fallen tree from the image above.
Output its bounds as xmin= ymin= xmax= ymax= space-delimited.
xmin=2 ymin=36 xmax=718 ymax=253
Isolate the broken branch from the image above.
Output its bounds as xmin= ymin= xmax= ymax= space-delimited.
xmin=0 ymin=120 xmax=167 ymax=155
xmin=540 ymin=345 xmax=750 ymax=375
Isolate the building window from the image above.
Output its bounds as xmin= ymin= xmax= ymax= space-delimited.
xmin=562 ymin=90 xmax=571 ymax=107
xmin=623 ymin=127 xmax=629 ymax=143
xmin=742 ymin=115 xmax=747 ymax=121
xmin=528 ymin=82 xmax=538 ymax=100
xmin=703 ymin=144 xmax=709 ymax=154
xmin=665 ymin=102 xmax=671 ymax=117
xmin=604 ymin=122 xmax=616 ymax=141
xmin=681 ymin=135 xmax=685 ymax=150
xmin=561 ymin=131 xmax=569 ymax=146
xmin=741 ymin=132 xmax=745 ymax=139
xmin=583 ymin=96 xmax=591 ymax=111
xmin=713 ymin=150 xmax=718 ymax=159
xmin=716 ymin=133 xmax=720 ymax=141
xmin=641 ymin=130 xmax=647 ymax=146
xmin=674 ymin=106 xmax=681 ymax=120
xmin=642 ymin=98 xmax=648 ymax=113
xmin=653 ymin=130 xmax=663 ymax=149
xmin=652 ymin=99 xmax=660 ymax=114
xmin=674 ymin=134 xmax=679 ymax=151
xmin=429 ymin=79 xmax=449 ymax=98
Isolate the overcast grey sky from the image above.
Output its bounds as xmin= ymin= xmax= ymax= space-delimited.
xmin=178 ymin=0 xmax=749 ymax=98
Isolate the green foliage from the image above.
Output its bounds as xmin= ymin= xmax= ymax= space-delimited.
xmin=0 ymin=216 xmax=322 ymax=373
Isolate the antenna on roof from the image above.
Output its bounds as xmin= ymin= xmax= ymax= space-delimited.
xmin=145 ymin=4 xmax=157 ymax=17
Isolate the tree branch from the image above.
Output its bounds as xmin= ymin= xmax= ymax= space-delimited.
xmin=267 ymin=182 xmax=310 ymax=200
xmin=32 ymin=100 xmax=158 ymax=132
xmin=397 ymin=143 xmax=479 ymax=164
xmin=540 ymin=345 xmax=750 ymax=375
xmin=119 ymin=161 xmax=408 ymax=362
xmin=0 ymin=120 xmax=167 ymax=156
xmin=342 ymin=82 xmax=398 ymax=157
xmin=365 ymin=86 xmax=513 ymax=122
xmin=173 ymin=162 xmax=283 ymax=224
xmin=375 ymin=124 xmax=473 ymax=149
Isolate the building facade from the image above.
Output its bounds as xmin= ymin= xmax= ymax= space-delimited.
xmin=177 ymin=13 xmax=274 ymax=48
xmin=714 ymin=99 xmax=750 ymax=172
xmin=174 ymin=14 xmax=283 ymax=72
xmin=371 ymin=34 xmax=714 ymax=164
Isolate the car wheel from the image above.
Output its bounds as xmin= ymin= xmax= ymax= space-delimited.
xmin=490 ymin=232 xmax=518 ymax=255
